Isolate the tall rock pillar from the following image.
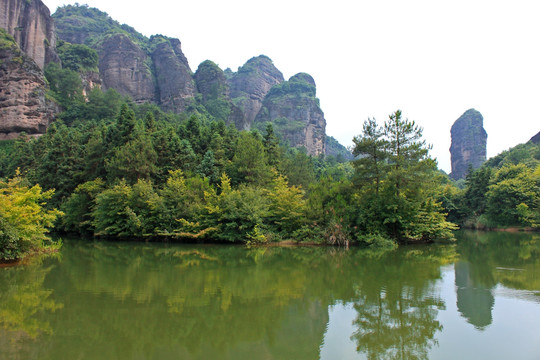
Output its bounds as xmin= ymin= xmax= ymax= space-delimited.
xmin=449 ymin=109 xmax=487 ymax=180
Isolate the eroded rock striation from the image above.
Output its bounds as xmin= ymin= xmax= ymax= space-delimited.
xmin=98 ymin=33 xmax=155 ymax=104
xmin=0 ymin=30 xmax=58 ymax=139
xmin=0 ymin=0 xmax=59 ymax=69
xmin=152 ymin=37 xmax=195 ymax=113
xmin=450 ymin=109 xmax=487 ymax=180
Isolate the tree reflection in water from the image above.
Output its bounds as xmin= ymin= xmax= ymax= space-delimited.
xmin=0 ymin=254 xmax=63 ymax=359
xmin=350 ymin=247 xmax=454 ymax=360
xmin=0 ymin=232 xmax=538 ymax=360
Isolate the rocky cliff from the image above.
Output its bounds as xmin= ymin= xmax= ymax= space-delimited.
xmin=229 ymin=55 xmax=284 ymax=130
xmin=0 ymin=2 xmax=350 ymax=157
xmin=449 ymin=109 xmax=487 ymax=180
xmin=255 ymin=73 xmax=326 ymax=156
xmin=0 ymin=0 xmax=59 ymax=69
xmin=0 ymin=29 xmax=57 ymax=139
xmin=98 ymin=33 xmax=155 ymax=103
xmin=152 ymin=37 xmax=196 ymax=113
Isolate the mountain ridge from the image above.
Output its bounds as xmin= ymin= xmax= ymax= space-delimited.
xmin=0 ymin=0 xmax=351 ymax=158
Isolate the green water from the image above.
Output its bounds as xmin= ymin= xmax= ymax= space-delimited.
xmin=1 ymin=231 xmax=539 ymax=359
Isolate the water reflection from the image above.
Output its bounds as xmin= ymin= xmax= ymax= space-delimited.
xmin=0 ymin=232 xmax=539 ymax=359
xmin=455 ymin=231 xmax=540 ymax=330
xmin=455 ymin=261 xmax=494 ymax=329
xmin=349 ymin=247 xmax=453 ymax=360
xmin=0 ymin=255 xmax=63 ymax=359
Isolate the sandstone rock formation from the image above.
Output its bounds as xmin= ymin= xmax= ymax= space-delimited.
xmin=98 ymin=33 xmax=155 ymax=104
xmin=152 ymin=37 xmax=195 ymax=113
xmin=194 ymin=60 xmax=229 ymax=102
xmin=255 ymin=73 xmax=326 ymax=156
xmin=450 ymin=109 xmax=487 ymax=180
xmin=0 ymin=2 xmax=350 ymax=157
xmin=0 ymin=0 xmax=59 ymax=69
xmin=80 ymin=70 xmax=101 ymax=97
xmin=0 ymin=30 xmax=58 ymax=139
xmin=229 ymin=55 xmax=284 ymax=130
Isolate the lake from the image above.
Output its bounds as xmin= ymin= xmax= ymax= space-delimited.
xmin=1 ymin=231 xmax=539 ymax=359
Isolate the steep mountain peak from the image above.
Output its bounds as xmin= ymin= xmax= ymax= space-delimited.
xmin=290 ymin=72 xmax=316 ymax=87
xmin=255 ymin=72 xmax=326 ymax=156
xmin=229 ymin=55 xmax=284 ymax=130
xmin=449 ymin=108 xmax=487 ymax=180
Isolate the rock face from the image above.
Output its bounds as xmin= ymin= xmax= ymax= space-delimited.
xmin=194 ymin=60 xmax=229 ymax=102
xmin=0 ymin=0 xmax=59 ymax=69
xmin=450 ymin=109 xmax=487 ymax=180
xmin=152 ymin=38 xmax=195 ymax=113
xmin=229 ymin=55 xmax=284 ymax=130
xmin=255 ymin=73 xmax=326 ymax=156
xmin=0 ymin=2 xmax=350 ymax=156
xmin=98 ymin=33 xmax=155 ymax=104
xmin=0 ymin=30 xmax=58 ymax=139
xmin=80 ymin=70 xmax=101 ymax=97
xmin=530 ymin=131 xmax=540 ymax=144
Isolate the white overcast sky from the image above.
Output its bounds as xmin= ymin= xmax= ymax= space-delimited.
xmin=43 ymin=0 xmax=540 ymax=172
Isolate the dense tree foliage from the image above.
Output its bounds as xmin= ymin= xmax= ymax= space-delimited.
xmin=442 ymin=140 xmax=540 ymax=229
xmin=0 ymin=173 xmax=62 ymax=261
xmin=351 ymin=111 xmax=457 ymax=244
xmin=1 ymin=69 xmax=498 ymax=257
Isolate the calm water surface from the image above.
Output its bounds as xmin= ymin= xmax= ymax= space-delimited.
xmin=1 ymin=231 xmax=539 ymax=359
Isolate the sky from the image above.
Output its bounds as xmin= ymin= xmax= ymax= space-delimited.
xmin=43 ymin=0 xmax=540 ymax=172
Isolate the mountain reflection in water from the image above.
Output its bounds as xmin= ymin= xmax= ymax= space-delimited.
xmin=0 ymin=231 xmax=539 ymax=359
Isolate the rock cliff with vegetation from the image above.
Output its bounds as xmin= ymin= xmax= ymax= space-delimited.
xmin=0 ymin=1 xmax=350 ymax=158
xmin=449 ymin=109 xmax=487 ymax=180
xmin=151 ymin=36 xmax=196 ymax=112
xmin=228 ymin=55 xmax=284 ymax=130
xmin=0 ymin=0 xmax=59 ymax=69
xmin=255 ymin=73 xmax=326 ymax=156
xmin=0 ymin=29 xmax=57 ymax=139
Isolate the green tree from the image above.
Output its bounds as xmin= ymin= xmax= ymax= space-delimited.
xmin=352 ymin=118 xmax=387 ymax=194
xmin=152 ymin=128 xmax=196 ymax=183
xmin=44 ymin=62 xmax=84 ymax=108
xmin=485 ymin=164 xmax=540 ymax=227
xmin=266 ymin=172 xmax=306 ymax=236
xmin=464 ymin=165 xmax=492 ymax=216
xmin=263 ymin=123 xmax=281 ymax=167
xmin=230 ymin=132 xmax=271 ymax=186
xmin=61 ymin=178 xmax=105 ymax=234
xmin=0 ymin=173 xmax=62 ymax=261
xmin=105 ymin=134 xmax=158 ymax=183
xmin=352 ymin=111 xmax=456 ymax=243
xmin=56 ymin=41 xmax=99 ymax=72
xmin=92 ymin=180 xmax=135 ymax=237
